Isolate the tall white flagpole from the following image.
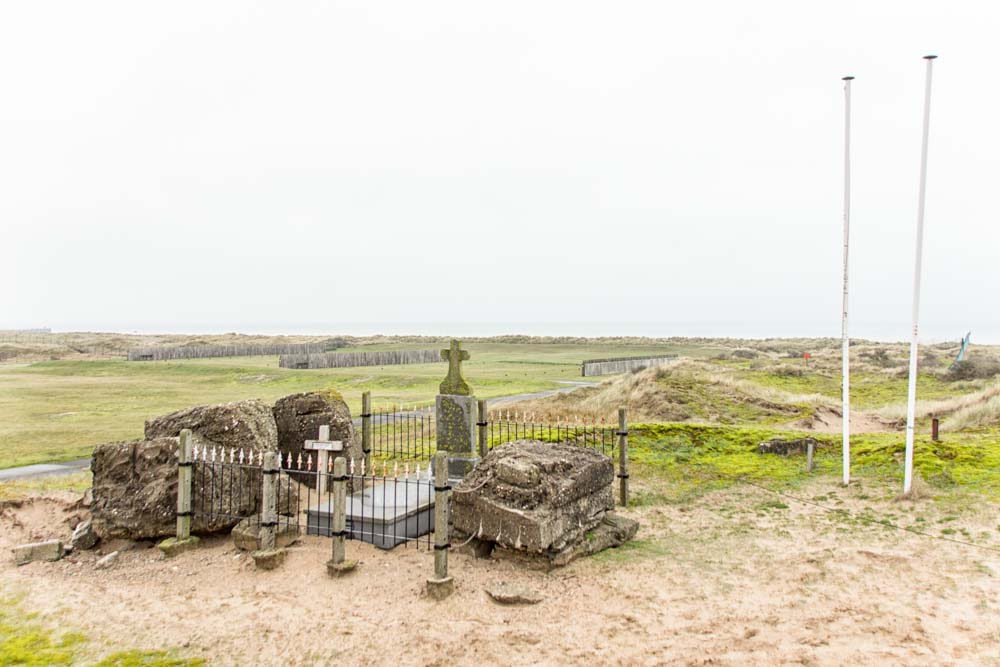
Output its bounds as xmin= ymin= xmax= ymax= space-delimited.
xmin=903 ymin=55 xmax=937 ymax=495
xmin=841 ymin=75 xmax=854 ymax=486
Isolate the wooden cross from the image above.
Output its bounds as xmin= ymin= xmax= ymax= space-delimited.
xmin=439 ymin=339 xmax=471 ymax=395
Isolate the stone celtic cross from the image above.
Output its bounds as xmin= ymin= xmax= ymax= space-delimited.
xmin=439 ymin=339 xmax=471 ymax=395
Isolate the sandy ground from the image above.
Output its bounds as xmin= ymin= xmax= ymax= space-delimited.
xmin=2 ymin=479 xmax=999 ymax=667
xmin=789 ymin=406 xmax=898 ymax=434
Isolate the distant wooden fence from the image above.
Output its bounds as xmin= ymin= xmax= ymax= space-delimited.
xmin=279 ymin=349 xmax=442 ymax=370
xmin=581 ymin=355 xmax=676 ymax=377
xmin=128 ymin=342 xmax=332 ymax=361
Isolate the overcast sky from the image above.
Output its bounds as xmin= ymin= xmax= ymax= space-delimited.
xmin=3 ymin=1 xmax=997 ymax=341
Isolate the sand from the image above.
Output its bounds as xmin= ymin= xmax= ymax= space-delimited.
xmin=2 ymin=479 xmax=998 ymax=666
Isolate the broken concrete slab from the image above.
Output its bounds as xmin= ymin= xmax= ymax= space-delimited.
xmin=452 ymin=440 xmax=614 ymax=554
xmin=486 ymin=584 xmax=543 ymax=605
xmin=71 ymin=519 xmax=98 ymax=551
xmin=13 ymin=540 xmax=64 ymax=566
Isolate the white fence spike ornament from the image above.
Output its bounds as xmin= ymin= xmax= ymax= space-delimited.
xmin=307 ymin=454 xmax=313 ymax=472
xmin=239 ymin=449 xmax=244 ymax=465
xmin=349 ymin=458 xmax=355 ymax=475
xmin=297 ymin=453 xmax=303 ymax=470
xmin=393 ymin=461 xmax=398 ymax=479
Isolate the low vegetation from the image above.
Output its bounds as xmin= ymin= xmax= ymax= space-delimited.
xmin=0 ymin=594 xmax=202 ymax=666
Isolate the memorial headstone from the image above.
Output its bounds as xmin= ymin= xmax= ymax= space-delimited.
xmin=435 ymin=340 xmax=479 ymax=479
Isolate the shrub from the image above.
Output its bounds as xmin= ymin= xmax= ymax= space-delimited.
xmin=946 ymin=357 xmax=1000 ymax=381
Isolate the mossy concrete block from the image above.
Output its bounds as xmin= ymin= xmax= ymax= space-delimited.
xmin=13 ymin=540 xmax=64 ymax=566
xmin=231 ymin=515 xmax=299 ymax=551
xmin=157 ymin=535 xmax=201 ymax=558
xmin=326 ymin=559 xmax=357 ymax=577
xmin=426 ymin=576 xmax=454 ymax=600
xmin=252 ymin=548 xmax=287 ymax=570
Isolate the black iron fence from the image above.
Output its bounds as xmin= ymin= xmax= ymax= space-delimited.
xmin=484 ymin=410 xmax=618 ymax=457
xmin=190 ymin=445 xmax=267 ymax=528
xmin=370 ymin=405 xmax=436 ymax=460
xmin=275 ymin=454 xmax=434 ymax=550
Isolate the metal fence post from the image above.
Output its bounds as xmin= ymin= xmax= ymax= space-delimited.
xmin=477 ymin=399 xmax=488 ymax=459
xmin=327 ymin=456 xmax=357 ymax=577
xmin=617 ymin=408 xmax=629 ymax=507
xmin=176 ymin=429 xmax=194 ymax=540
xmin=426 ymin=451 xmax=454 ymax=599
xmin=361 ymin=391 xmax=372 ymax=472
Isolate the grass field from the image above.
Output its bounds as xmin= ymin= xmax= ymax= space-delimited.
xmin=2 ymin=335 xmax=998 ymax=664
xmin=2 ymin=335 xmax=998 ymax=475
xmin=0 ymin=340 xmax=700 ymax=469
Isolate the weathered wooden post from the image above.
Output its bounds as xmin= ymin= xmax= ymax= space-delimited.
xmin=426 ymin=451 xmax=454 ymax=600
xmin=157 ymin=429 xmax=201 ymax=557
xmin=617 ymin=408 xmax=629 ymax=507
xmin=326 ymin=456 xmax=357 ymax=577
xmin=361 ymin=391 xmax=373 ymax=472
xmin=806 ymin=440 xmax=815 ymax=473
xmin=477 ymin=399 xmax=488 ymax=459
xmin=932 ymin=415 xmax=940 ymax=442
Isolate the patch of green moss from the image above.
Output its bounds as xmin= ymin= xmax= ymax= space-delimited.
xmin=93 ymin=650 xmax=205 ymax=666
xmin=628 ymin=422 xmax=1000 ymax=503
xmin=0 ymin=596 xmax=202 ymax=666
xmin=590 ymin=538 xmax=669 ymax=563
xmin=319 ymin=387 xmax=345 ymax=403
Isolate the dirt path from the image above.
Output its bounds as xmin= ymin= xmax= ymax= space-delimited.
xmin=3 ymin=478 xmax=998 ymax=666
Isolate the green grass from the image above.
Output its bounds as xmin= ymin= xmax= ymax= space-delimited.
xmin=0 ymin=342 xmax=699 ymax=469
xmin=738 ymin=367 xmax=964 ymax=409
xmin=0 ymin=471 xmax=91 ymax=501
xmin=0 ymin=595 xmax=202 ymax=666
xmin=629 ymin=422 xmax=1000 ymax=503
xmin=650 ymin=371 xmax=807 ymax=424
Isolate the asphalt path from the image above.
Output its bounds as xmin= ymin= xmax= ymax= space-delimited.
xmin=0 ymin=381 xmax=597 ymax=481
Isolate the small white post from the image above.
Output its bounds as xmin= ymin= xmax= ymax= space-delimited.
xmin=904 ymin=55 xmax=937 ymax=495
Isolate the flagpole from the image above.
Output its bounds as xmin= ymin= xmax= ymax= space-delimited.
xmin=841 ymin=75 xmax=854 ymax=486
xmin=903 ymin=55 xmax=937 ymax=495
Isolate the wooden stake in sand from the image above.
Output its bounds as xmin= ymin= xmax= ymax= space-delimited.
xmin=841 ymin=74 xmax=854 ymax=486
xmin=904 ymin=55 xmax=938 ymax=495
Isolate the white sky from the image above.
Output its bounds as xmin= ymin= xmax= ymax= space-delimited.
xmin=3 ymin=1 xmax=998 ymax=342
